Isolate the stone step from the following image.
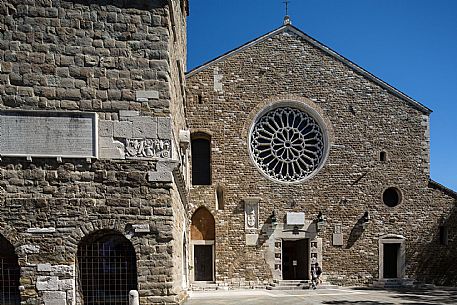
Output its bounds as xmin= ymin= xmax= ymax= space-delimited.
xmin=272 ymin=280 xmax=309 ymax=286
xmin=372 ymin=278 xmax=417 ymax=289
xmin=316 ymin=283 xmax=339 ymax=289
xmin=190 ymin=283 xmax=218 ymax=291
xmin=267 ymin=285 xmax=309 ymax=290
xmin=268 ymin=280 xmax=310 ymax=290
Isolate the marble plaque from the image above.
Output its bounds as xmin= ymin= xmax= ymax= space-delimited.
xmin=333 ymin=233 xmax=344 ymax=246
xmin=286 ymin=212 xmax=305 ymax=225
xmin=245 ymin=234 xmax=258 ymax=246
xmin=0 ymin=111 xmax=97 ymax=158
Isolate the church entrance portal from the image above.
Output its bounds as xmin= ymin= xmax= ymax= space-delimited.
xmin=383 ymin=243 xmax=400 ymax=278
xmin=282 ymin=239 xmax=309 ymax=280
xmin=379 ymin=235 xmax=405 ymax=280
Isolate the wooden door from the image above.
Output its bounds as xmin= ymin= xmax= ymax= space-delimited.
xmin=282 ymin=240 xmax=308 ymax=280
xmin=194 ymin=245 xmax=213 ymax=281
xmin=383 ymin=243 xmax=399 ymax=278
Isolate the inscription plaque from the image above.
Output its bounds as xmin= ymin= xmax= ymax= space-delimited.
xmin=0 ymin=110 xmax=97 ymax=158
xmin=286 ymin=212 xmax=305 ymax=225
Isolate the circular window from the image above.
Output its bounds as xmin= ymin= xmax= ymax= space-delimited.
xmin=383 ymin=187 xmax=402 ymax=207
xmin=250 ymin=105 xmax=327 ymax=183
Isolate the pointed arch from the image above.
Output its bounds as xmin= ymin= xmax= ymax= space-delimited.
xmin=77 ymin=230 xmax=138 ymax=305
xmin=191 ymin=206 xmax=215 ymax=241
xmin=0 ymin=233 xmax=20 ymax=305
xmin=190 ymin=207 xmax=215 ymax=282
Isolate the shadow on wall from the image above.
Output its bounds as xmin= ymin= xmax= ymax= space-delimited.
xmin=415 ymin=202 xmax=457 ymax=286
xmin=345 ymin=216 xmax=367 ymax=249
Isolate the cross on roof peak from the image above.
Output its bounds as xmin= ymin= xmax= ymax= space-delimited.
xmin=283 ymin=0 xmax=292 ymax=25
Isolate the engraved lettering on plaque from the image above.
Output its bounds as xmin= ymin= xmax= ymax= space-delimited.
xmin=0 ymin=111 xmax=97 ymax=158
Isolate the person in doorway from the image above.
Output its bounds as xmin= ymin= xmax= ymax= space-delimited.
xmin=315 ymin=263 xmax=322 ymax=286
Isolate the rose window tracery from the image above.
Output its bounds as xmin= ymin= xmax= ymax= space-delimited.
xmin=250 ymin=106 xmax=326 ymax=183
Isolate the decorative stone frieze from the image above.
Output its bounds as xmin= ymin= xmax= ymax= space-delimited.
xmin=125 ymin=138 xmax=171 ymax=159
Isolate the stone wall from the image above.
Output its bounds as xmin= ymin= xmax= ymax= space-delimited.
xmin=186 ymin=26 xmax=457 ymax=286
xmin=0 ymin=0 xmax=189 ymax=304
xmin=413 ymin=182 xmax=457 ymax=286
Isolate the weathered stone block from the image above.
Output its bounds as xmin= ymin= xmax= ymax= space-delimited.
xmin=135 ymin=90 xmax=159 ymax=101
xmin=113 ymin=121 xmax=133 ymax=138
xmin=245 ymin=234 xmax=258 ymax=246
xmin=37 ymin=263 xmax=52 ymax=272
xmin=42 ymin=291 xmax=66 ymax=305
xmin=27 ymin=227 xmax=56 ymax=234
xmin=157 ymin=117 xmax=171 ymax=140
xmin=36 ymin=276 xmax=59 ymax=291
xmin=119 ymin=110 xmax=139 ymax=119
xmin=19 ymin=244 xmax=40 ymax=254
xmin=132 ymin=224 xmax=150 ymax=233
xmin=148 ymin=171 xmax=173 ymax=183
xmin=131 ymin=117 xmax=157 ymax=138
xmin=98 ymin=120 xmax=114 ymax=137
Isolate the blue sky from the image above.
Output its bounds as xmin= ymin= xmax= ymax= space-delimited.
xmin=187 ymin=0 xmax=457 ymax=191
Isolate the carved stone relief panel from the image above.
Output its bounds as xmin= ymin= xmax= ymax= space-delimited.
xmin=125 ymin=138 xmax=171 ymax=159
xmin=99 ymin=113 xmax=173 ymax=160
xmin=244 ymin=197 xmax=260 ymax=231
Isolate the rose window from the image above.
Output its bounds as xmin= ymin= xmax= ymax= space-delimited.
xmin=250 ymin=106 xmax=326 ymax=182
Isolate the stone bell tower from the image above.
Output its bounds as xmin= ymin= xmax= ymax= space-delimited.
xmin=0 ymin=0 xmax=190 ymax=304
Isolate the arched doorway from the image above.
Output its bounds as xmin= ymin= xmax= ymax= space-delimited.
xmin=191 ymin=207 xmax=215 ymax=281
xmin=77 ymin=231 xmax=138 ymax=305
xmin=0 ymin=234 xmax=20 ymax=305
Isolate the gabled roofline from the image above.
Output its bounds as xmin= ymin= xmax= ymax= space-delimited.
xmin=429 ymin=179 xmax=457 ymax=200
xmin=186 ymin=24 xmax=432 ymax=114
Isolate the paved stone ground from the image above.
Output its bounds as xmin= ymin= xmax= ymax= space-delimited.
xmin=184 ymin=287 xmax=457 ymax=305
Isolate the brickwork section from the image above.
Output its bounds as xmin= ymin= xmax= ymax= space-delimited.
xmin=186 ymin=28 xmax=457 ymax=286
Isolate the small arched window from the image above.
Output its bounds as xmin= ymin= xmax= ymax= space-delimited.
xmin=0 ymin=234 xmax=20 ymax=305
xmin=216 ymin=185 xmax=225 ymax=210
xmin=380 ymin=151 xmax=387 ymax=162
xmin=191 ymin=133 xmax=211 ymax=185
xmin=77 ymin=231 xmax=138 ymax=305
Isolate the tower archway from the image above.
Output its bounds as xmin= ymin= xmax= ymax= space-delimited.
xmin=0 ymin=234 xmax=20 ymax=305
xmin=77 ymin=230 xmax=138 ymax=305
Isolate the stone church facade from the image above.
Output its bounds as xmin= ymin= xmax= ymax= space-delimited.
xmin=0 ymin=1 xmax=455 ymax=305
xmin=185 ymin=21 xmax=457 ymax=288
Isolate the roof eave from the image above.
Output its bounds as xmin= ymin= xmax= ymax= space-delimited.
xmin=429 ymin=179 xmax=457 ymax=199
